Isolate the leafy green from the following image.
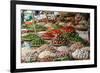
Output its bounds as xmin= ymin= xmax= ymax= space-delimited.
xmin=61 ymin=32 xmax=87 ymax=44
xmin=55 ymin=56 xmax=71 ymax=61
xmin=35 ymin=24 xmax=47 ymax=31
xmin=21 ymin=24 xmax=47 ymax=31
xmin=52 ymin=24 xmax=63 ymax=30
xmin=22 ymin=34 xmax=47 ymax=47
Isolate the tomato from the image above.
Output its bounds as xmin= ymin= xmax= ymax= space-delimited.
xmin=42 ymin=32 xmax=55 ymax=40
xmin=61 ymin=26 xmax=75 ymax=33
xmin=50 ymin=29 xmax=62 ymax=35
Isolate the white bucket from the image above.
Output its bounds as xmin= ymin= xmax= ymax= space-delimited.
xmin=76 ymin=30 xmax=89 ymax=41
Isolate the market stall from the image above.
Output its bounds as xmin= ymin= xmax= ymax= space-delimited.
xmin=21 ymin=10 xmax=90 ymax=63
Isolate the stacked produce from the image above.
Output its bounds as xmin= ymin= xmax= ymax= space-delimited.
xmin=72 ymin=47 xmax=90 ymax=60
xmin=34 ymin=24 xmax=47 ymax=32
xmin=22 ymin=34 xmax=47 ymax=47
xmin=68 ymin=42 xmax=84 ymax=52
xmin=38 ymin=51 xmax=56 ymax=62
xmin=21 ymin=48 xmax=38 ymax=63
xmin=21 ymin=10 xmax=90 ymax=63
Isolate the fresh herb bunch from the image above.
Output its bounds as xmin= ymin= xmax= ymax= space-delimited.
xmin=22 ymin=34 xmax=34 ymax=41
xmin=55 ymin=56 xmax=72 ymax=61
xmin=35 ymin=24 xmax=47 ymax=31
xmin=21 ymin=24 xmax=47 ymax=31
xmin=31 ymin=37 xmax=47 ymax=47
xmin=52 ymin=24 xmax=63 ymax=30
xmin=22 ymin=34 xmax=47 ymax=47
xmin=61 ymin=32 xmax=87 ymax=45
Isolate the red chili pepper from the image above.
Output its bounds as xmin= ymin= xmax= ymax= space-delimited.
xmin=24 ymin=22 xmax=32 ymax=25
xmin=50 ymin=29 xmax=62 ymax=35
xmin=42 ymin=32 xmax=55 ymax=40
xmin=61 ymin=26 xmax=75 ymax=33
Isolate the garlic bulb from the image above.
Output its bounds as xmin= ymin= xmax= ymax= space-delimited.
xmin=72 ymin=47 xmax=90 ymax=60
xmin=57 ymin=46 xmax=68 ymax=52
xmin=37 ymin=44 xmax=57 ymax=53
xmin=36 ymin=44 xmax=49 ymax=53
xmin=55 ymin=51 xmax=69 ymax=58
xmin=21 ymin=48 xmax=38 ymax=62
xmin=69 ymin=42 xmax=84 ymax=52
xmin=81 ymin=47 xmax=90 ymax=51
xmin=38 ymin=51 xmax=56 ymax=59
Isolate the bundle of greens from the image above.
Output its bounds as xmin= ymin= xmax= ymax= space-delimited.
xmin=21 ymin=24 xmax=47 ymax=32
xmin=21 ymin=24 xmax=33 ymax=29
xmin=55 ymin=56 xmax=72 ymax=61
xmin=22 ymin=34 xmax=47 ymax=47
xmin=52 ymin=24 xmax=63 ymax=30
xmin=61 ymin=32 xmax=89 ymax=46
xmin=22 ymin=34 xmax=34 ymax=41
xmin=35 ymin=24 xmax=47 ymax=32
xmin=31 ymin=37 xmax=47 ymax=47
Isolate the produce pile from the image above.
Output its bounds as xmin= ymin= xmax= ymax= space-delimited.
xmin=21 ymin=10 xmax=90 ymax=63
xmin=22 ymin=34 xmax=47 ymax=47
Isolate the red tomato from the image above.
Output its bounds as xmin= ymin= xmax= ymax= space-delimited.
xmin=61 ymin=26 xmax=75 ymax=33
xmin=50 ymin=29 xmax=62 ymax=35
xmin=42 ymin=32 xmax=55 ymax=40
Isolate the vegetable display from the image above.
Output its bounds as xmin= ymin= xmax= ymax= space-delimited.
xmin=61 ymin=26 xmax=75 ymax=33
xmin=35 ymin=24 xmax=47 ymax=32
xmin=22 ymin=34 xmax=47 ymax=47
xmin=55 ymin=56 xmax=71 ymax=61
xmin=42 ymin=32 xmax=55 ymax=40
xmin=61 ymin=32 xmax=86 ymax=45
xmin=21 ymin=10 xmax=90 ymax=63
xmin=72 ymin=48 xmax=90 ymax=60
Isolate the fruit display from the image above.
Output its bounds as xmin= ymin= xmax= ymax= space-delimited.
xmin=21 ymin=10 xmax=90 ymax=63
